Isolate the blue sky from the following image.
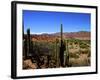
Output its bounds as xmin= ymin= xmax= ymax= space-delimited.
xmin=23 ymin=10 xmax=91 ymax=34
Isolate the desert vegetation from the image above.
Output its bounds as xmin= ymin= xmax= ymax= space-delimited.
xmin=23 ymin=27 xmax=91 ymax=69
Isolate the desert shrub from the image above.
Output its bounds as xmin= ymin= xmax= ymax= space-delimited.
xmin=80 ymin=43 xmax=88 ymax=48
xmin=80 ymin=49 xmax=90 ymax=54
xmin=32 ymin=41 xmax=56 ymax=56
xmin=69 ymin=52 xmax=79 ymax=58
xmin=69 ymin=42 xmax=73 ymax=45
xmin=87 ymin=50 xmax=91 ymax=57
xmin=69 ymin=57 xmax=90 ymax=67
xmin=82 ymin=40 xmax=91 ymax=44
xmin=68 ymin=45 xmax=74 ymax=49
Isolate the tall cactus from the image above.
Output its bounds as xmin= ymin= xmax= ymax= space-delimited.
xmin=61 ymin=24 xmax=63 ymax=43
xmin=56 ymin=38 xmax=60 ymax=67
xmin=27 ymin=28 xmax=30 ymax=57
xmin=60 ymin=24 xmax=66 ymax=67
xmin=66 ymin=40 xmax=70 ymax=67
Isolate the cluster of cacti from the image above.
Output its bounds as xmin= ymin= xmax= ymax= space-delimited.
xmin=23 ymin=24 xmax=71 ymax=68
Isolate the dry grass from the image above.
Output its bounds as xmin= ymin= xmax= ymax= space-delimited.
xmin=67 ymin=40 xmax=91 ymax=67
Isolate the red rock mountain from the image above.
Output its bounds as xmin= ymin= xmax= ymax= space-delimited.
xmin=24 ymin=31 xmax=90 ymax=42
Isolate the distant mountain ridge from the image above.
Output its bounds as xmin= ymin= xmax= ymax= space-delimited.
xmin=53 ymin=31 xmax=90 ymax=40
xmin=24 ymin=31 xmax=90 ymax=42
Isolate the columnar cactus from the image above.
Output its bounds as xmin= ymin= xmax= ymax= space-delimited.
xmin=66 ymin=40 xmax=70 ymax=67
xmin=60 ymin=24 xmax=66 ymax=67
xmin=55 ymin=38 xmax=60 ymax=67
xmin=26 ymin=28 xmax=30 ymax=57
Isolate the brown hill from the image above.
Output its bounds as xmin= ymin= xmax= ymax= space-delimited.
xmin=54 ymin=31 xmax=90 ymax=40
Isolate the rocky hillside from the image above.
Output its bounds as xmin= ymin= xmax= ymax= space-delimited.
xmin=54 ymin=31 xmax=90 ymax=40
